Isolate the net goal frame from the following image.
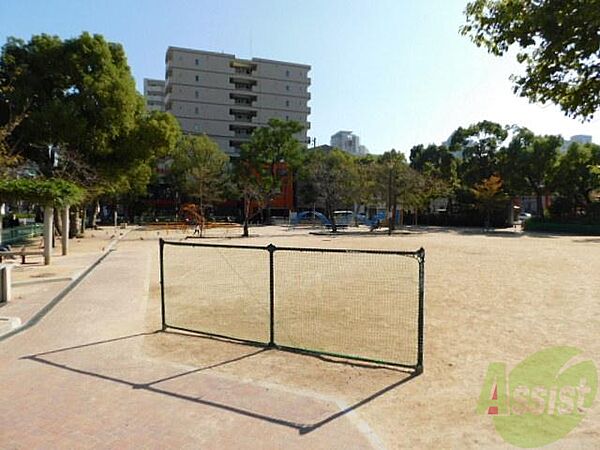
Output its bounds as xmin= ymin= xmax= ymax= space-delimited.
xmin=159 ymin=238 xmax=425 ymax=372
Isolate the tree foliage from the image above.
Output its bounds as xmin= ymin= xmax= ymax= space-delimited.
xmin=171 ymin=135 xmax=231 ymax=235
xmin=462 ymin=0 xmax=600 ymax=119
xmin=0 ymin=33 xmax=180 ymax=201
xmin=499 ymin=127 xmax=561 ymax=215
xmin=299 ymin=148 xmax=358 ymax=231
xmin=450 ymin=120 xmax=508 ymax=188
xmin=471 ymin=174 xmax=508 ymax=226
xmin=409 ymin=143 xmax=458 ymax=186
xmin=549 ymin=142 xmax=600 ymax=214
xmin=374 ymin=150 xmax=426 ymax=231
xmin=235 ymin=119 xmax=304 ymax=235
xmin=0 ymin=177 xmax=85 ymax=207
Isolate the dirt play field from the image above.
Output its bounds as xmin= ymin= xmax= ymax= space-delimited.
xmin=141 ymin=225 xmax=599 ymax=448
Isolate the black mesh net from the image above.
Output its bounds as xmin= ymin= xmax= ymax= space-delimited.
xmin=161 ymin=241 xmax=423 ymax=367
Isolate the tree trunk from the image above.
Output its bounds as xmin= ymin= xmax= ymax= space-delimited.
xmin=327 ymin=202 xmax=337 ymax=233
xmin=536 ymin=190 xmax=544 ymax=219
xmin=199 ymin=198 xmax=205 ymax=238
xmin=389 ymin=200 xmax=397 ymax=235
xmin=61 ymin=206 xmax=69 ymax=256
xmin=81 ymin=207 xmax=87 ymax=235
xmin=43 ymin=206 xmax=53 ymax=265
xmin=70 ymin=207 xmax=80 ymax=238
xmin=242 ymin=193 xmax=250 ymax=237
xmin=55 ymin=208 xmax=63 ymax=237
xmin=91 ymin=201 xmax=100 ymax=230
xmin=387 ymin=169 xmax=393 ymax=236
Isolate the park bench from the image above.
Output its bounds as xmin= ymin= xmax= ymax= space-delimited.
xmin=0 ymin=246 xmax=45 ymax=264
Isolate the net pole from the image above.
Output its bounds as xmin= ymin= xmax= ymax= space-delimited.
xmin=267 ymin=244 xmax=276 ymax=346
xmin=416 ymin=247 xmax=425 ymax=373
xmin=159 ymin=238 xmax=166 ymax=330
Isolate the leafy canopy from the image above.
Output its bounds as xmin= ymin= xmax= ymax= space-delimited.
xmin=0 ymin=178 xmax=85 ymax=207
xmin=236 ymin=118 xmax=304 ymax=203
xmin=462 ymin=0 xmax=600 ymax=119
xmin=0 ymin=32 xmax=181 ymax=198
xmin=171 ymin=134 xmax=231 ymax=208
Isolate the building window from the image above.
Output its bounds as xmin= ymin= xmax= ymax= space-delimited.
xmin=195 ymin=107 xmax=199 ymax=114
xmin=286 ymin=70 xmax=290 ymax=77
xmin=195 ymin=58 xmax=199 ymax=65
xmin=195 ymin=75 xmax=199 ymax=82
xmin=195 ymin=91 xmax=199 ymax=99
xmin=286 ymin=115 xmax=289 ymax=120
xmin=285 ymin=85 xmax=290 ymax=91
xmin=285 ymin=100 xmax=290 ymax=107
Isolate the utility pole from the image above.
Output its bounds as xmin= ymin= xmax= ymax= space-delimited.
xmin=388 ymin=165 xmax=393 ymax=236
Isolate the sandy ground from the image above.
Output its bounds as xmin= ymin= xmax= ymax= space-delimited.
xmin=142 ymin=225 xmax=600 ymax=448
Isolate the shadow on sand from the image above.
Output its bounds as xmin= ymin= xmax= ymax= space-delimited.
xmin=22 ymin=330 xmax=419 ymax=435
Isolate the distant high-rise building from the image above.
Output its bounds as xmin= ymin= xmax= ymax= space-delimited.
xmin=562 ymin=134 xmax=593 ymax=151
xmin=570 ymin=134 xmax=592 ymax=144
xmin=330 ymin=131 xmax=368 ymax=155
xmin=146 ymin=47 xmax=311 ymax=155
xmin=143 ymin=79 xmax=165 ymax=112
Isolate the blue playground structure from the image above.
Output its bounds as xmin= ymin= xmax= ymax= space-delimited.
xmin=291 ymin=211 xmax=332 ymax=227
xmin=291 ymin=211 xmax=388 ymax=228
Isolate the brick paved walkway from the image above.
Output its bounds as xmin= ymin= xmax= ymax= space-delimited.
xmin=0 ymin=238 xmax=381 ymax=449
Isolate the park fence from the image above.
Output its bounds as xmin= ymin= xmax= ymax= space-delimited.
xmin=159 ymin=239 xmax=425 ymax=371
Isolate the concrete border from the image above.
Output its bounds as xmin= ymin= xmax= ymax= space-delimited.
xmin=0 ymin=229 xmax=132 ymax=342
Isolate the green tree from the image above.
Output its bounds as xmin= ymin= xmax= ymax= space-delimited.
xmin=1 ymin=33 xmax=181 ymax=225
xmin=499 ymin=127 xmax=562 ymax=217
xmin=171 ymin=135 xmax=230 ymax=236
xmin=462 ymin=0 xmax=600 ymax=119
xmin=450 ymin=120 xmax=508 ymax=188
xmin=299 ymin=148 xmax=358 ymax=232
xmin=375 ymin=150 xmax=425 ymax=234
xmin=235 ymin=119 xmax=304 ymax=235
xmin=550 ymin=142 xmax=600 ymax=216
xmin=409 ymin=143 xmax=458 ymax=186
xmin=471 ymin=174 xmax=508 ymax=228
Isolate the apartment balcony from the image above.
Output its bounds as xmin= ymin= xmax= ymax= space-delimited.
xmin=230 ymin=77 xmax=257 ymax=91
xmin=230 ymin=108 xmax=257 ymax=122
xmin=230 ymin=123 xmax=257 ymax=138
xmin=231 ymin=114 xmax=256 ymax=123
xmin=230 ymin=60 xmax=257 ymax=72
xmin=234 ymin=67 xmax=253 ymax=76
xmin=230 ymin=93 xmax=258 ymax=110
xmin=234 ymin=83 xmax=254 ymax=92
xmin=229 ymin=139 xmax=249 ymax=152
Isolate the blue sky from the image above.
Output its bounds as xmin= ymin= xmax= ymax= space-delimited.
xmin=1 ymin=0 xmax=597 ymax=154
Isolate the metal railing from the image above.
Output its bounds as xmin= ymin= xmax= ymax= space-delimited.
xmin=0 ymin=224 xmax=43 ymax=245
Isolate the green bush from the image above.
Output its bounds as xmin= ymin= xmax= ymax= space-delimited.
xmin=524 ymin=219 xmax=600 ymax=235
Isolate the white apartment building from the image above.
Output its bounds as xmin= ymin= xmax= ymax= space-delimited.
xmin=148 ymin=47 xmax=311 ymax=155
xmin=144 ymin=79 xmax=165 ymax=112
xmin=330 ymin=131 xmax=368 ymax=156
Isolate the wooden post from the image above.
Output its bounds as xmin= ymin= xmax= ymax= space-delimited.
xmin=61 ymin=206 xmax=69 ymax=256
xmin=0 ymin=203 xmax=4 ymax=246
xmin=43 ymin=205 xmax=53 ymax=265
xmin=0 ymin=264 xmax=12 ymax=303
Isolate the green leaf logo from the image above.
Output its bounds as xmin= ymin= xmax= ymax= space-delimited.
xmin=480 ymin=347 xmax=597 ymax=448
